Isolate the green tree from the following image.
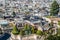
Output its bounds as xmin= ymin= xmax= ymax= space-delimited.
xmin=31 ymin=26 xmax=35 ymax=34
xmin=36 ymin=30 xmax=42 ymax=35
xmin=24 ymin=24 xmax=29 ymax=30
xmin=12 ymin=26 xmax=19 ymax=35
xmin=24 ymin=24 xmax=32 ymax=35
xmin=47 ymin=21 xmax=54 ymax=34
xmin=50 ymin=1 xmax=59 ymax=16
xmin=12 ymin=12 xmax=16 ymax=17
xmin=20 ymin=30 xmax=24 ymax=36
xmin=0 ymin=28 xmax=3 ymax=34
xmin=45 ymin=35 xmax=60 ymax=40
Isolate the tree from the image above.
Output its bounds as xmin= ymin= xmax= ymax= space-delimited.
xmin=24 ymin=24 xmax=32 ymax=35
xmin=20 ymin=30 xmax=24 ymax=36
xmin=36 ymin=30 xmax=42 ymax=35
xmin=12 ymin=26 xmax=19 ymax=35
xmin=50 ymin=1 xmax=59 ymax=16
xmin=12 ymin=12 xmax=16 ymax=17
xmin=0 ymin=28 xmax=3 ymax=34
xmin=45 ymin=35 xmax=55 ymax=40
xmin=31 ymin=26 xmax=35 ymax=34
xmin=24 ymin=24 xmax=29 ymax=31
xmin=45 ymin=35 xmax=60 ymax=40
